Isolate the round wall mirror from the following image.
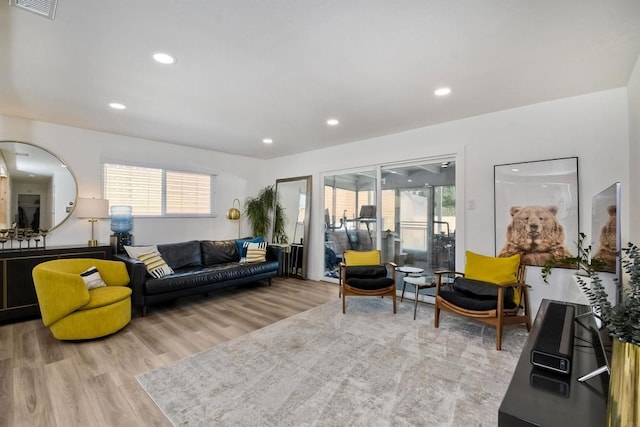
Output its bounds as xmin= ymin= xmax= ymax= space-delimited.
xmin=0 ymin=141 xmax=77 ymax=231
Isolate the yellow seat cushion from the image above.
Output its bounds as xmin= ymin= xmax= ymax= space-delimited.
xmin=465 ymin=251 xmax=521 ymax=305
xmin=50 ymin=297 xmax=131 ymax=340
xmin=344 ymin=250 xmax=381 ymax=266
xmin=80 ymin=286 xmax=132 ymax=311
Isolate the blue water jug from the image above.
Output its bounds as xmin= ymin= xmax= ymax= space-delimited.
xmin=110 ymin=206 xmax=133 ymax=233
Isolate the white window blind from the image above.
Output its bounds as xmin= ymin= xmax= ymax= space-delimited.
xmin=103 ymin=163 xmax=216 ymax=216
xmin=166 ymin=171 xmax=212 ymax=214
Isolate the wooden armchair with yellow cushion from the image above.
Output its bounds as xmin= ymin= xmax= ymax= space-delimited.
xmin=339 ymin=249 xmax=397 ymax=314
xmin=434 ymin=251 xmax=531 ymax=350
xmin=32 ymin=259 xmax=132 ymax=340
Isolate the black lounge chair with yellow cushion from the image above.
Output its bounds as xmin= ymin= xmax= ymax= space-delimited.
xmin=32 ymin=259 xmax=132 ymax=340
xmin=339 ymin=249 xmax=397 ymax=314
xmin=434 ymin=251 xmax=531 ymax=350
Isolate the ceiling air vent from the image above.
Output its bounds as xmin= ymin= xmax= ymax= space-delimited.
xmin=9 ymin=0 xmax=57 ymax=20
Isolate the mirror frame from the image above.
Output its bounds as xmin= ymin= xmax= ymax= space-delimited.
xmin=0 ymin=140 xmax=78 ymax=232
xmin=274 ymin=175 xmax=312 ymax=279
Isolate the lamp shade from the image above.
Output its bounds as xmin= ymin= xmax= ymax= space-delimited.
xmin=226 ymin=199 xmax=241 ymax=220
xmin=76 ymin=198 xmax=109 ymax=219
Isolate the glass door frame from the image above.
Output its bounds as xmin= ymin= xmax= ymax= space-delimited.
xmin=320 ymin=155 xmax=459 ymax=283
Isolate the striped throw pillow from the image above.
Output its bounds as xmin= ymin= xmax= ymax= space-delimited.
xmin=138 ymin=250 xmax=174 ymax=278
xmin=244 ymin=241 xmax=267 ymax=263
xmin=80 ymin=266 xmax=107 ymax=290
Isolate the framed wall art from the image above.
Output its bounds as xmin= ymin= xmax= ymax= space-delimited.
xmin=494 ymin=157 xmax=579 ymax=267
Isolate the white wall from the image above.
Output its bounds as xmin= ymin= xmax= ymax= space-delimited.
xmin=0 ymin=115 xmax=267 ymax=246
xmin=0 ymin=87 xmax=633 ymax=317
xmin=267 ymin=88 xmax=630 ymax=316
xmin=628 ymin=55 xmax=640 ymax=243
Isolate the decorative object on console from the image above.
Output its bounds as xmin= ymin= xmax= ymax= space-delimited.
xmin=0 ymin=227 xmax=47 ymax=250
xmin=76 ymin=197 xmax=109 ymax=247
xmin=225 ymin=198 xmax=241 ymax=237
xmin=110 ymin=205 xmax=133 ymax=254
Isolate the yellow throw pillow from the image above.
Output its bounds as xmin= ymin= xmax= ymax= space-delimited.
xmin=465 ymin=251 xmax=520 ymax=284
xmin=465 ymin=251 xmax=521 ymax=305
xmin=344 ymin=250 xmax=381 ymax=266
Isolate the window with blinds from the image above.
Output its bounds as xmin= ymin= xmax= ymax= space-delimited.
xmin=103 ymin=163 xmax=216 ymax=216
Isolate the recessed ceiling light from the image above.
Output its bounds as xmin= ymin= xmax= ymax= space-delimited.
xmin=109 ymin=102 xmax=126 ymax=110
xmin=512 ymin=168 xmax=520 ymax=172
xmin=262 ymin=138 xmax=273 ymax=144
xmin=434 ymin=87 xmax=452 ymax=96
xmin=153 ymin=52 xmax=176 ymax=65
xmin=326 ymin=118 xmax=340 ymax=126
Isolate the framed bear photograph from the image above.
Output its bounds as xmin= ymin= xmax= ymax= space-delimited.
xmin=494 ymin=157 xmax=579 ymax=267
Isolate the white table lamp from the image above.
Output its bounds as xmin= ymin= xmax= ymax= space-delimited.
xmin=76 ymin=198 xmax=109 ymax=247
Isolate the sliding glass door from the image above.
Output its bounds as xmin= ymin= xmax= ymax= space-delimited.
xmin=323 ymin=170 xmax=377 ymax=278
xmin=380 ymin=161 xmax=456 ymax=275
xmin=323 ymin=160 xmax=456 ymax=304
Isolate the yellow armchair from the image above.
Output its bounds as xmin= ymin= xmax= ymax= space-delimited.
xmin=32 ymin=259 xmax=132 ymax=340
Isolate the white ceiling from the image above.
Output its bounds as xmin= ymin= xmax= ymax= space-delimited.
xmin=1 ymin=1 xmax=640 ymax=159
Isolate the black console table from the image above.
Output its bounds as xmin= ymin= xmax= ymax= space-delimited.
xmin=0 ymin=245 xmax=112 ymax=323
xmin=499 ymin=299 xmax=610 ymax=426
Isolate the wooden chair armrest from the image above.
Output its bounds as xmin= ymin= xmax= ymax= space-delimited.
xmin=434 ymin=270 xmax=465 ymax=277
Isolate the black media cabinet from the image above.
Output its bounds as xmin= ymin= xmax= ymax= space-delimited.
xmin=499 ymin=299 xmax=610 ymax=426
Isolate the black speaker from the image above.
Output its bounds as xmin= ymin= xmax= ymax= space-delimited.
xmin=530 ymin=302 xmax=575 ymax=375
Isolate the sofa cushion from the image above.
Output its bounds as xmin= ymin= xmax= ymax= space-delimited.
xmin=80 ymin=266 xmax=107 ymax=290
xmin=449 ymin=277 xmax=516 ymax=309
xmin=81 ymin=286 xmax=132 ymax=310
xmin=346 ymin=277 xmax=394 ymax=290
xmin=124 ymin=245 xmax=158 ymax=259
xmin=345 ymin=265 xmax=388 ymax=279
xmin=138 ymin=250 xmax=174 ymax=278
xmin=157 ymin=240 xmax=202 ymax=269
xmin=245 ymin=242 xmax=267 ymax=263
xmin=465 ymin=251 xmax=520 ymax=284
xmin=201 ymin=239 xmax=239 ymax=265
xmin=236 ymin=236 xmax=264 ymax=258
xmin=144 ymin=261 xmax=279 ymax=295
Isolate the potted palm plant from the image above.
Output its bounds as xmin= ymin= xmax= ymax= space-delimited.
xmin=243 ymin=185 xmax=287 ymax=242
xmin=542 ymin=233 xmax=640 ymax=425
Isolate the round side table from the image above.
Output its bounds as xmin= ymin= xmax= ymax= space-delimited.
xmin=397 ymin=266 xmax=424 ymax=302
xmin=403 ymin=275 xmax=436 ymax=320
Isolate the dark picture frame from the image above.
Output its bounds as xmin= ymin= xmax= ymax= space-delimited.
xmin=494 ymin=157 xmax=579 ymax=266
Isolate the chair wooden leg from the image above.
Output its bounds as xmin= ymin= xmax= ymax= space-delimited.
xmin=496 ymin=287 xmax=505 ymax=351
xmin=342 ymin=294 xmax=346 ymax=314
xmin=392 ymin=293 xmax=397 ymax=314
xmin=434 ymin=302 xmax=440 ymax=328
xmin=523 ymin=287 xmax=532 ymax=331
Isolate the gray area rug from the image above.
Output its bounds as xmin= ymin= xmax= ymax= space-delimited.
xmin=137 ymin=298 xmax=528 ymax=426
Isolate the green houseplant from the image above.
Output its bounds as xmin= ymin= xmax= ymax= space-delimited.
xmin=542 ymin=233 xmax=640 ymax=425
xmin=243 ymin=185 xmax=287 ymax=242
xmin=541 ymin=232 xmax=640 ymax=343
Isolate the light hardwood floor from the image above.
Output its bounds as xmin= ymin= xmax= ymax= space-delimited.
xmin=0 ymin=277 xmax=338 ymax=427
